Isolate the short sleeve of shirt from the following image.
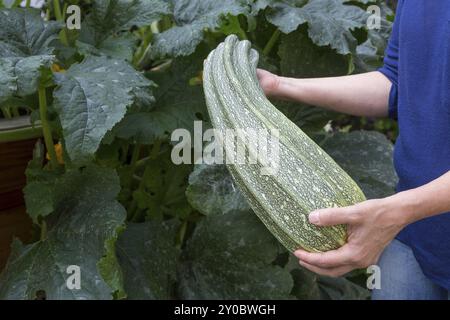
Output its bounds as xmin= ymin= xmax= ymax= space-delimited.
xmin=378 ymin=0 xmax=404 ymax=119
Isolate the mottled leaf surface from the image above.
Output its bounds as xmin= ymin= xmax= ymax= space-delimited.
xmin=117 ymin=220 xmax=180 ymax=299
xmin=265 ymin=0 xmax=368 ymax=54
xmin=148 ymin=49 xmax=209 ymax=134
xmin=151 ymin=0 xmax=250 ymax=58
xmin=322 ymin=131 xmax=398 ymax=199
xmin=186 ymin=165 xmax=250 ymax=215
xmin=132 ymin=151 xmax=193 ymax=219
xmin=78 ymin=0 xmax=169 ymax=60
xmin=0 ymin=166 xmax=126 ymax=300
xmin=178 ymin=210 xmax=293 ymax=299
xmin=0 ymin=8 xmax=61 ymax=102
xmin=53 ymin=56 xmax=154 ymax=163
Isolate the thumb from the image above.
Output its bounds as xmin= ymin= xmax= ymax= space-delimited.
xmin=308 ymin=206 xmax=355 ymax=226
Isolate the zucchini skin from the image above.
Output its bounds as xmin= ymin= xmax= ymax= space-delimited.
xmin=203 ymin=35 xmax=366 ymax=253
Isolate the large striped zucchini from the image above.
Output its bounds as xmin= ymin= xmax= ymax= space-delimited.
xmin=203 ymin=35 xmax=366 ymax=253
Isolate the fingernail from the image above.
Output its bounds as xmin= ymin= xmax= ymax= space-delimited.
xmin=309 ymin=211 xmax=319 ymax=224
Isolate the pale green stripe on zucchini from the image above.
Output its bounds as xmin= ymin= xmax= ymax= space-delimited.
xmin=203 ymin=35 xmax=366 ymax=252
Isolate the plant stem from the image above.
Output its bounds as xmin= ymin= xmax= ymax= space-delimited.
xmin=237 ymin=15 xmax=248 ymax=40
xmin=1 ymin=106 xmax=12 ymax=119
xmin=38 ymin=85 xmax=58 ymax=168
xmin=25 ymin=0 xmax=31 ymax=8
xmin=120 ymin=143 xmax=129 ymax=163
xmin=53 ymin=0 xmax=68 ymax=46
xmin=128 ymin=140 xmax=162 ymax=221
xmin=123 ymin=143 xmax=141 ymax=191
xmin=40 ymin=220 xmax=47 ymax=240
xmin=149 ymin=139 xmax=162 ymax=159
xmin=11 ymin=106 xmax=20 ymax=117
xmin=62 ymin=2 xmax=68 ymax=20
xmin=176 ymin=220 xmax=188 ymax=249
xmin=130 ymin=143 xmax=141 ymax=167
xmin=263 ymin=29 xmax=281 ymax=56
xmin=52 ymin=0 xmax=63 ymax=20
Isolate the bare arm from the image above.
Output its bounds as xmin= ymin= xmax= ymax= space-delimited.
xmin=257 ymin=69 xmax=392 ymax=118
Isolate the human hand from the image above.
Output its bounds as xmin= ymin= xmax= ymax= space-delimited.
xmin=256 ymin=69 xmax=280 ymax=97
xmin=294 ymin=198 xmax=409 ymax=277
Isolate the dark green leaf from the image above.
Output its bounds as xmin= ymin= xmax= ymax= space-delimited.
xmin=151 ymin=0 xmax=250 ymax=58
xmin=317 ymin=276 xmax=370 ymax=300
xmin=117 ymin=220 xmax=180 ymax=299
xmin=23 ymin=181 xmax=54 ymax=224
xmin=355 ymin=3 xmax=393 ymax=72
xmin=186 ymin=164 xmax=250 ymax=215
xmin=133 ymin=150 xmax=193 ymax=219
xmin=53 ymin=56 xmax=154 ymax=163
xmin=178 ymin=210 xmax=293 ymax=299
xmin=0 ymin=8 xmax=61 ymax=103
xmin=77 ymin=34 xmax=138 ymax=61
xmin=265 ymin=0 xmax=368 ymax=55
xmin=285 ymin=255 xmax=321 ymax=299
xmin=78 ymin=0 xmax=169 ymax=59
xmin=0 ymin=166 xmax=126 ymax=300
xmin=278 ymin=28 xmax=350 ymax=78
xmin=322 ymin=131 xmax=398 ymax=199
xmin=107 ymin=111 xmax=176 ymax=145
xmin=148 ymin=49 xmax=209 ymax=134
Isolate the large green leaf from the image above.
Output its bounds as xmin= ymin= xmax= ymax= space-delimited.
xmin=186 ymin=164 xmax=250 ymax=216
xmin=0 ymin=166 xmax=126 ymax=300
xmin=178 ymin=210 xmax=293 ymax=299
xmin=23 ymin=180 xmax=54 ymax=224
xmin=117 ymin=220 xmax=180 ymax=299
xmin=285 ymin=255 xmax=369 ymax=300
xmin=322 ymin=131 xmax=398 ymax=199
xmin=0 ymin=8 xmax=61 ymax=103
xmin=278 ymin=27 xmax=350 ymax=77
xmin=284 ymin=254 xmax=321 ymax=299
xmin=151 ymin=0 xmax=250 ymax=58
xmin=23 ymin=143 xmax=61 ymax=224
xmin=263 ymin=0 xmax=368 ymax=55
xmin=317 ymin=276 xmax=370 ymax=300
xmin=53 ymin=56 xmax=154 ymax=163
xmin=78 ymin=0 xmax=170 ymax=60
xmin=275 ymin=100 xmax=338 ymax=134
xmin=147 ymin=49 xmax=209 ymax=134
xmin=355 ymin=2 xmax=393 ymax=72
xmin=132 ymin=150 xmax=193 ymax=219
xmin=77 ymin=34 xmax=138 ymax=62
xmin=277 ymin=27 xmax=348 ymax=132
xmin=106 ymin=111 xmax=177 ymax=145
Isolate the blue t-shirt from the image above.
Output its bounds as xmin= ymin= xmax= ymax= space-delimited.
xmin=378 ymin=0 xmax=450 ymax=289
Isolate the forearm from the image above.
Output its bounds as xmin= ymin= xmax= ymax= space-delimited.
xmin=273 ymin=71 xmax=392 ymax=118
xmin=386 ymin=171 xmax=450 ymax=226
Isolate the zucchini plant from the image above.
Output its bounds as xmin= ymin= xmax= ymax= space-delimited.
xmin=0 ymin=0 xmax=396 ymax=300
